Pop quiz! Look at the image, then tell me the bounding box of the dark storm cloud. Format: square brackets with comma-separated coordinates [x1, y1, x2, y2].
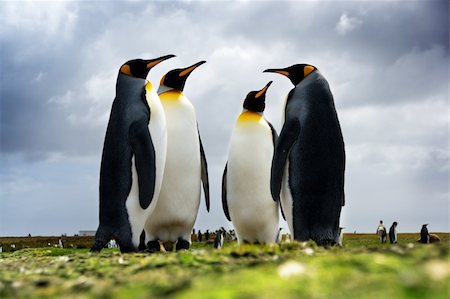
[2, 1, 447, 159]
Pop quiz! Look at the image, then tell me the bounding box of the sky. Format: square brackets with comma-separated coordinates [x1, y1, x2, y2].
[0, 0, 449, 236]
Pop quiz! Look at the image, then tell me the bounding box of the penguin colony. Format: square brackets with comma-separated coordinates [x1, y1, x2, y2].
[92, 56, 345, 252]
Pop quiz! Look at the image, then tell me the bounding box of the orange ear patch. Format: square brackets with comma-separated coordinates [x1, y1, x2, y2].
[304, 65, 315, 77]
[120, 64, 131, 76]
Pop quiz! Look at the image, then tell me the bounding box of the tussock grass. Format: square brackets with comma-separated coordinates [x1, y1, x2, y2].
[0, 234, 448, 299]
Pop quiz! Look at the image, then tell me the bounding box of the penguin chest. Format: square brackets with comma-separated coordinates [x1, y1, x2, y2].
[161, 94, 201, 196]
[124, 83, 167, 248]
[227, 115, 279, 242]
[147, 92, 201, 235]
[146, 84, 167, 204]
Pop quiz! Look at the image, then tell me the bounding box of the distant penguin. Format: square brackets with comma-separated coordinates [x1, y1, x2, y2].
[91, 55, 175, 253]
[337, 227, 344, 246]
[145, 61, 210, 251]
[420, 224, 430, 243]
[377, 220, 387, 243]
[214, 231, 224, 249]
[389, 222, 398, 244]
[264, 64, 345, 246]
[275, 228, 283, 243]
[222, 82, 280, 244]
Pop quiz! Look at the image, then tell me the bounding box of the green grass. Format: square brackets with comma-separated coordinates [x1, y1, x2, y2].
[0, 234, 449, 299]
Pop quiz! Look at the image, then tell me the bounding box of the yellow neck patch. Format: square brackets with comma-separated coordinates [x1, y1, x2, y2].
[237, 111, 263, 124]
[159, 90, 183, 101]
[145, 81, 154, 92]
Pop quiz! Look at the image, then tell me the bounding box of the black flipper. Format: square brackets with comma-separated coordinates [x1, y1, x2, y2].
[279, 201, 286, 221]
[221, 163, 231, 221]
[267, 121, 285, 219]
[270, 119, 300, 202]
[267, 121, 278, 146]
[198, 129, 210, 212]
[129, 120, 156, 210]
[341, 149, 346, 206]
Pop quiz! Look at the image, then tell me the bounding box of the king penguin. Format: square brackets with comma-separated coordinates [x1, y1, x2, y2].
[420, 224, 430, 243]
[91, 54, 175, 253]
[145, 61, 210, 251]
[264, 64, 345, 246]
[222, 81, 281, 244]
[389, 221, 398, 244]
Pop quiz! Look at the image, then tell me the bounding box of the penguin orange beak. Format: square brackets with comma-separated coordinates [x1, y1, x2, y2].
[146, 54, 176, 69]
[263, 68, 290, 77]
[255, 81, 273, 99]
[179, 60, 207, 77]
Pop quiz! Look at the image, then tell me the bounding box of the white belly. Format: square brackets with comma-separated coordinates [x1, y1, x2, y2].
[281, 161, 294, 236]
[227, 119, 279, 244]
[145, 94, 201, 242]
[125, 85, 167, 248]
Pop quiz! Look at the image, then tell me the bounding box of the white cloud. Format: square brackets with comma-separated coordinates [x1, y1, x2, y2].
[0, 2, 78, 39]
[48, 90, 74, 107]
[335, 13, 363, 35]
[32, 71, 46, 83]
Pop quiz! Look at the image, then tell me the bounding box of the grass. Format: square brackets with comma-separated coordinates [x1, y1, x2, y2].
[0, 234, 449, 299]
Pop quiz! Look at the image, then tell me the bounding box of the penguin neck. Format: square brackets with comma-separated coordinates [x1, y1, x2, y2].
[295, 70, 321, 88]
[242, 109, 263, 116]
[157, 84, 184, 96]
[237, 109, 264, 124]
[116, 73, 146, 102]
[117, 72, 145, 89]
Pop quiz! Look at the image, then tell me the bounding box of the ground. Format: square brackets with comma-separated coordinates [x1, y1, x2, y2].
[0, 234, 448, 299]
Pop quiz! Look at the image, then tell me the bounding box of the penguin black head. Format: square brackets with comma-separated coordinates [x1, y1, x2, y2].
[243, 81, 272, 113]
[119, 54, 176, 79]
[264, 64, 317, 86]
[160, 60, 206, 91]
[393, 221, 398, 227]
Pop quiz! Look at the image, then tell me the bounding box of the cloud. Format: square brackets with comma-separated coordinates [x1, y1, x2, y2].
[335, 13, 363, 35]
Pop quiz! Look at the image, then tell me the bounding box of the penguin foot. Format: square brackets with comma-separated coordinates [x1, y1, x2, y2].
[314, 238, 336, 247]
[146, 240, 161, 253]
[176, 238, 190, 251]
[138, 243, 147, 252]
[90, 240, 107, 252]
[119, 244, 136, 253]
